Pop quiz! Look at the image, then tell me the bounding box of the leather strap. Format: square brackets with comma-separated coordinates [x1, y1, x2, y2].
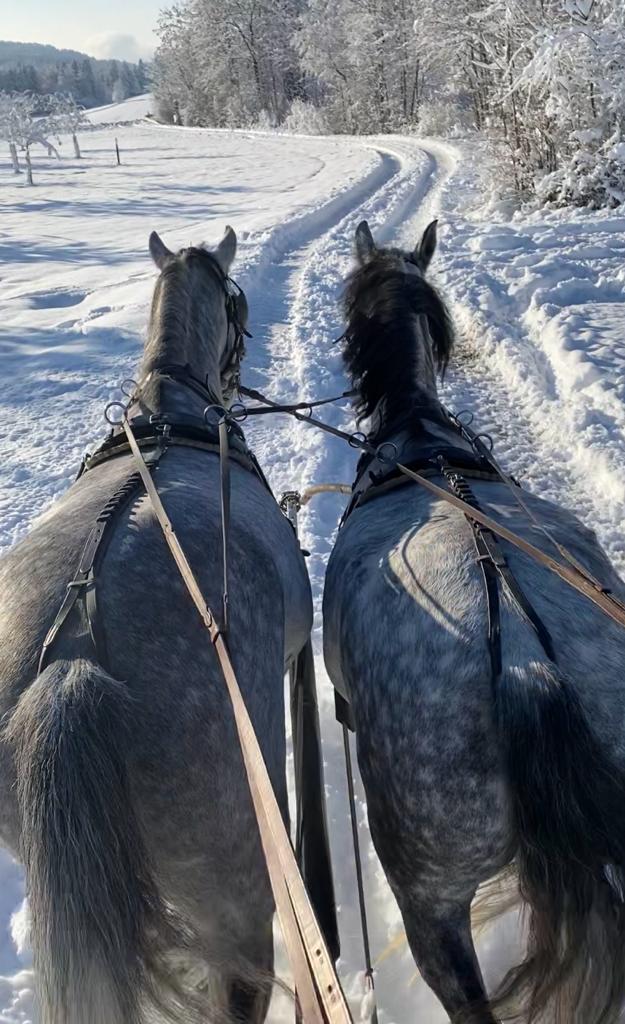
[121, 417, 352, 1024]
[394, 459, 625, 631]
[236, 387, 625, 633]
[440, 460, 556, 674]
[239, 384, 356, 416]
[462, 425, 611, 594]
[38, 470, 148, 673]
[218, 418, 231, 634]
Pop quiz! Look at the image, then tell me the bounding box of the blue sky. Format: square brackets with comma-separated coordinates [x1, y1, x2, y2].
[3, 0, 163, 60]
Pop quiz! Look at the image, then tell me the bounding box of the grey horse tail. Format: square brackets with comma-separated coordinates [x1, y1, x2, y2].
[493, 658, 625, 1024]
[5, 658, 193, 1024]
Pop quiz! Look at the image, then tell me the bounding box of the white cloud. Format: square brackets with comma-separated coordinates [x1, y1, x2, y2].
[84, 32, 153, 62]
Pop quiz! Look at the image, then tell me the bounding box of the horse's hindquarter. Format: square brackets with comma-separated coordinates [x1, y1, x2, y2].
[324, 478, 625, 889]
[0, 448, 312, 921]
[96, 450, 311, 919]
[324, 485, 510, 890]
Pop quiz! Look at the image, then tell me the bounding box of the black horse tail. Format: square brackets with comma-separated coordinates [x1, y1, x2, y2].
[494, 659, 625, 1023]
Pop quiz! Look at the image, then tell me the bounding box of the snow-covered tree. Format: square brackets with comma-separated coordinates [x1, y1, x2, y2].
[51, 94, 88, 158]
[0, 92, 21, 172]
[0, 92, 61, 184]
[155, 0, 302, 127]
[153, 0, 625, 207]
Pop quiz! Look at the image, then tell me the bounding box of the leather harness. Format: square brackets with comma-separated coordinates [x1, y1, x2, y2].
[36, 385, 348, 1020]
[337, 403, 557, 714]
[39, 366, 269, 676]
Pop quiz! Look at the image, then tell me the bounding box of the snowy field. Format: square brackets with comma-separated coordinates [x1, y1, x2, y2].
[1, 96, 625, 1023]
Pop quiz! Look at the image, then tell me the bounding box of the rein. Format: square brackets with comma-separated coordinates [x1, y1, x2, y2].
[236, 385, 625, 635]
[238, 384, 356, 417]
[120, 415, 351, 1024]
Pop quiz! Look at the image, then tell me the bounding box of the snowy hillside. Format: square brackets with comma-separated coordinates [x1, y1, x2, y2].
[1, 119, 625, 1023]
[86, 93, 154, 124]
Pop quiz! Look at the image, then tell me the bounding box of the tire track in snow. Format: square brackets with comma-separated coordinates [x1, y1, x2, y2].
[410, 141, 625, 577]
[241, 140, 437, 617]
[249, 133, 625, 1023]
[236, 136, 474, 1024]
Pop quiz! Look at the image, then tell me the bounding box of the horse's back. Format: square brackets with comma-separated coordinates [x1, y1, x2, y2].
[0, 448, 311, 885]
[325, 477, 625, 705]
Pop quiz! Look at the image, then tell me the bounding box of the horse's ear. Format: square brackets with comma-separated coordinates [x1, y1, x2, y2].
[355, 221, 376, 264]
[149, 231, 173, 270]
[416, 219, 438, 270]
[215, 225, 237, 273]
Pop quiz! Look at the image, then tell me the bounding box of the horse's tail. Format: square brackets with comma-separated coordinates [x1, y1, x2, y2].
[494, 658, 625, 1023]
[6, 658, 194, 1024]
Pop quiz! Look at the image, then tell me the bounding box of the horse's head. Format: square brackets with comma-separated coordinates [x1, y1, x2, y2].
[144, 226, 249, 406]
[342, 219, 454, 426]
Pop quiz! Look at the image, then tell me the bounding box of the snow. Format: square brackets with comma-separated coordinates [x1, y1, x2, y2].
[2, 119, 625, 1022]
[86, 93, 155, 124]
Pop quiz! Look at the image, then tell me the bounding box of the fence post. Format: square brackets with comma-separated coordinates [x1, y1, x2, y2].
[115, 138, 121, 165]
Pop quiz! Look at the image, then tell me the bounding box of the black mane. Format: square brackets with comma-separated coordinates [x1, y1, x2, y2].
[342, 251, 454, 423]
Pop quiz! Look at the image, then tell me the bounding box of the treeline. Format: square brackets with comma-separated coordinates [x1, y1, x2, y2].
[154, 0, 625, 207]
[0, 57, 149, 109]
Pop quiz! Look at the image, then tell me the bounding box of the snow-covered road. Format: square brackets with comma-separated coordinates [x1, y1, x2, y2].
[2, 102, 624, 1022]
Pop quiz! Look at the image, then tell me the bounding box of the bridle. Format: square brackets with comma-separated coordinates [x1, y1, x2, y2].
[173, 246, 251, 405]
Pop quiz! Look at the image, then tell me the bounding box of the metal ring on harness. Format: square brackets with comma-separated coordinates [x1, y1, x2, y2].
[348, 431, 367, 450]
[104, 401, 127, 425]
[120, 378, 138, 398]
[204, 404, 230, 428]
[474, 432, 494, 452]
[375, 441, 398, 465]
[455, 410, 474, 426]
[229, 402, 248, 423]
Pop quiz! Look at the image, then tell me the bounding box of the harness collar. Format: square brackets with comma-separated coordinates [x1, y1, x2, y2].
[80, 362, 267, 487]
[343, 401, 493, 522]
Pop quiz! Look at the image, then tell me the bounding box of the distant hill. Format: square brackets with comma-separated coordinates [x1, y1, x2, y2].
[0, 41, 89, 68]
[0, 40, 150, 108]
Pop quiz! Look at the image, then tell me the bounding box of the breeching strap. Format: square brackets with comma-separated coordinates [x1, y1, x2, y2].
[240, 390, 625, 634]
[121, 417, 352, 1024]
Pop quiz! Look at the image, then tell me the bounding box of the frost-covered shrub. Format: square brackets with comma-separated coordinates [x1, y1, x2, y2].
[417, 98, 470, 137]
[282, 99, 329, 135]
[537, 135, 625, 209]
[255, 109, 279, 131]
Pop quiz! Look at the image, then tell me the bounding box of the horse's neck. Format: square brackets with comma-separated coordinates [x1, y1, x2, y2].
[369, 386, 443, 442]
[138, 277, 225, 418]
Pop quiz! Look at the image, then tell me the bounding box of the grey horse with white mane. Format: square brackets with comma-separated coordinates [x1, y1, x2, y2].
[0, 227, 312, 1024]
[323, 220, 625, 1024]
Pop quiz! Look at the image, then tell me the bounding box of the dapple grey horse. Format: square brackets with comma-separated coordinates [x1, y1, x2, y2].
[0, 227, 313, 1024]
[323, 220, 625, 1024]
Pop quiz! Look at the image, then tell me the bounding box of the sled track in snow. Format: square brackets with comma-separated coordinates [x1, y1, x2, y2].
[241, 133, 625, 1020]
[412, 140, 625, 577]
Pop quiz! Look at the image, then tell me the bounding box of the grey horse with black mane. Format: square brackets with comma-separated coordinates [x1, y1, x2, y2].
[323, 220, 625, 1024]
[0, 227, 312, 1024]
